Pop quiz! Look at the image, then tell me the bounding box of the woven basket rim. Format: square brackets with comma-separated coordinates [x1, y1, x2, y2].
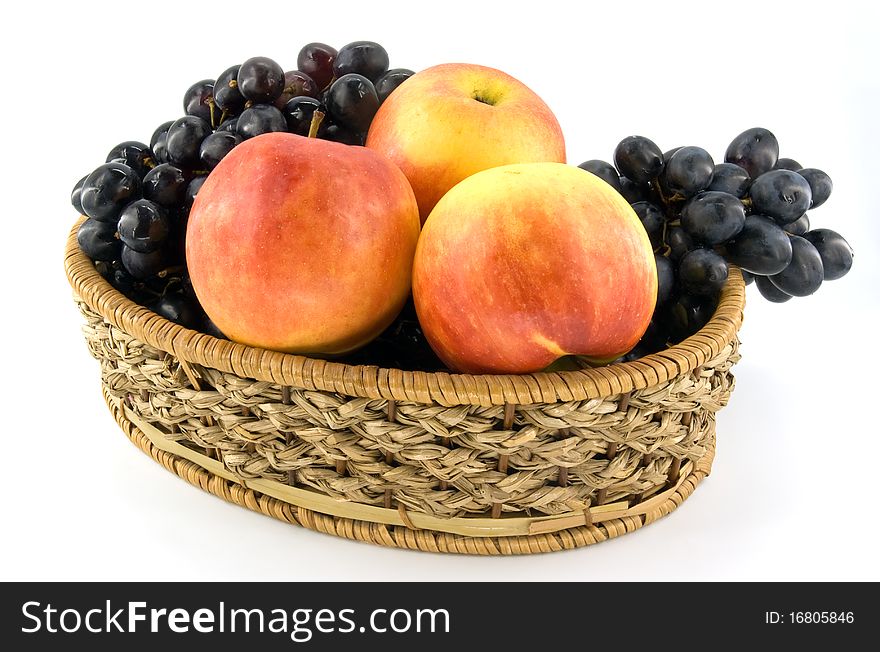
[65, 216, 745, 406]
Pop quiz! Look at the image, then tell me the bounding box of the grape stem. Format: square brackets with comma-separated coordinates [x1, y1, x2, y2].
[307, 110, 325, 139]
[652, 179, 672, 206]
[657, 218, 672, 257]
[207, 98, 218, 129]
[133, 283, 162, 299]
[157, 266, 186, 279]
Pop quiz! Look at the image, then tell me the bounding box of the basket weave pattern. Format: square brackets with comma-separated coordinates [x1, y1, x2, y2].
[66, 219, 745, 552]
[83, 300, 738, 517]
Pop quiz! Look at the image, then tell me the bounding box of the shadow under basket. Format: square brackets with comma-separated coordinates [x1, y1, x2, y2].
[65, 218, 745, 555]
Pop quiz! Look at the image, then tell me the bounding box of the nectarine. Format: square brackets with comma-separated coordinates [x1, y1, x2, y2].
[412, 163, 657, 374]
[186, 133, 420, 354]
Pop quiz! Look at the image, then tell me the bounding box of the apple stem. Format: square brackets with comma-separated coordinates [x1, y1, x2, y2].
[307, 110, 325, 139]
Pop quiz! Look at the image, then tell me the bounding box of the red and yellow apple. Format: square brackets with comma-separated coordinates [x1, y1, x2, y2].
[365, 63, 566, 223]
[186, 132, 420, 354]
[412, 163, 657, 374]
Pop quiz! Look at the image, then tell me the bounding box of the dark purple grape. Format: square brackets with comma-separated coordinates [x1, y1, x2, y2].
[183, 79, 216, 126]
[755, 274, 792, 302]
[121, 245, 169, 280]
[680, 191, 745, 245]
[200, 131, 242, 169]
[165, 116, 212, 167]
[749, 169, 812, 224]
[635, 319, 670, 355]
[333, 41, 389, 83]
[237, 56, 285, 104]
[619, 176, 650, 203]
[655, 254, 675, 305]
[707, 163, 750, 198]
[142, 163, 187, 208]
[202, 316, 227, 339]
[783, 213, 810, 236]
[71, 175, 87, 214]
[150, 121, 174, 164]
[325, 73, 380, 133]
[80, 162, 142, 223]
[181, 274, 197, 301]
[169, 215, 188, 262]
[802, 229, 853, 280]
[77, 219, 121, 261]
[621, 344, 651, 362]
[185, 176, 208, 211]
[275, 70, 319, 108]
[141, 274, 180, 299]
[318, 122, 364, 146]
[665, 293, 717, 342]
[375, 68, 414, 102]
[631, 201, 664, 248]
[577, 160, 622, 193]
[237, 104, 287, 139]
[797, 168, 832, 208]
[106, 141, 154, 177]
[774, 157, 802, 171]
[678, 249, 728, 297]
[741, 269, 755, 286]
[399, 297, 418, 321]
[108, 265, 138, 296]
[663, 146, 714, 198]
[94, 259, 114, 280]
[117, 200, 170, 253]
[614, 135, 663, 185]
[298, 42, 338, 91]
[216, 116, 238, 133]
[364, 314, 445, 372]
[725, 127, 779, 177]
[665, 226, 694, 262]
[724, 214, 793, 275]
[663, 146, 683, 162]
[769, 235, 823, 296]
[283, 96, 323, 136]
[152, 292, 203, 329]
[214, 65, 246, 114]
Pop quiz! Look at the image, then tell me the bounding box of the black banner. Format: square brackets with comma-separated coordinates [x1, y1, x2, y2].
[0, 582, 872, 649]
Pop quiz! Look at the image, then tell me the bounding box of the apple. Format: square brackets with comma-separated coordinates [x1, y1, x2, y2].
[186, 132, 420, 354]
[412, 162, 657, 374]
[365, 63, 566, 223]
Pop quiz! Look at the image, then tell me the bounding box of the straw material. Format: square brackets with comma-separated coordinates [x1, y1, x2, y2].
[65, 217, 745, 553]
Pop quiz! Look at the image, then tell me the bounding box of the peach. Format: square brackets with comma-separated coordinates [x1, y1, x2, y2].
[186, 133, 420, 354]
[412, 163, 657, 374]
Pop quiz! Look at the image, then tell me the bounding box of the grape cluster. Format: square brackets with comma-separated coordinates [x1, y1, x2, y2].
[72, 41, 414, 335]
[339, 299, 444, 371]
[579, 127, 854, 361]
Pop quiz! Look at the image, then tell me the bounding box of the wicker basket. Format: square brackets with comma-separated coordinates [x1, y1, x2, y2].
[65, 217, 745, 554]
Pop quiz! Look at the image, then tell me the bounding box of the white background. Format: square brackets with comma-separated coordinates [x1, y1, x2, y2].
[2, 0, 878, 581]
